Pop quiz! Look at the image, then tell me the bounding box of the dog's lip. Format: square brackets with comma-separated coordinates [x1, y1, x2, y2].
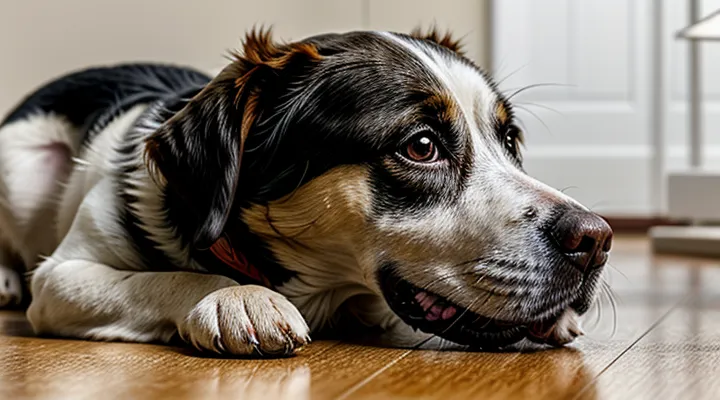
[378, 267, 564, 349]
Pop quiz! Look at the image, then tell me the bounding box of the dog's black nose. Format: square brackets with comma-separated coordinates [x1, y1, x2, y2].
[551, 210, 613, 272]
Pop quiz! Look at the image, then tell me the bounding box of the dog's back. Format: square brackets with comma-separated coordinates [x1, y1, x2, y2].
[2, 64, 211, 144]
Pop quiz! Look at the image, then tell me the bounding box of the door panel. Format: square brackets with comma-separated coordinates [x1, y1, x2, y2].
[493, 0, 654, 215]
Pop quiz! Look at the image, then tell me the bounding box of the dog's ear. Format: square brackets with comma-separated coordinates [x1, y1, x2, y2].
[410, 26, 465, 55]
[144, 28, 322, 249]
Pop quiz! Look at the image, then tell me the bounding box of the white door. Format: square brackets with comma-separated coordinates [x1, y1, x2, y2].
[493, 0, 656, 216]
[663, 0, 720, 172]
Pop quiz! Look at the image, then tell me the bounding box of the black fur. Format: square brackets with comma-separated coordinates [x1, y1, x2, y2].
[1, 64, 211, 144]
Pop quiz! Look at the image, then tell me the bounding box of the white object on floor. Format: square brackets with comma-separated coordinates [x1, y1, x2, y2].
[650, 226, 720, 258]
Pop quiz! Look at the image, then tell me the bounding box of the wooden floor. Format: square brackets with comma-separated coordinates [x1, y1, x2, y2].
[2, 235, 720, 399]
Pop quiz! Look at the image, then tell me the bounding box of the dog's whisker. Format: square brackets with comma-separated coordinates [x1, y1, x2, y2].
[71, 157, 90, 166]
[588, 200, 610, 212]
[515, 101, 565, 117]
[473, 290, 507, 329]
[495, 62, 530, 87]
[600, 280, 619, 338]
[604, 278, 623, 307]
[585, 293, 603, 332]
[416, 271, 476, 292]
[606, 262, 630, 283]
[559, 186, 579, 194]
[514, 105, 552, 136]
[504, 82, 574, 101]
[514, 118, 529, 136]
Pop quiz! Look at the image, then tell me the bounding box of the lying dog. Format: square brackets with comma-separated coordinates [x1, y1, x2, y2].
[0, 28, 612, 356]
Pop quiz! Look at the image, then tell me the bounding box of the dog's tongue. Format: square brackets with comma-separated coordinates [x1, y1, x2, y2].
[414, 292, 457, 321]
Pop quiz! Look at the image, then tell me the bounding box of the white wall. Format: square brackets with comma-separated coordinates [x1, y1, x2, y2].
[0, 0, 489, 117]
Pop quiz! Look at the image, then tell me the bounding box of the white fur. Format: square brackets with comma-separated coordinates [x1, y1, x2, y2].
[544, 308, 584, 345]
[0, 114, 76, 266]
[0, 114, 78, 306]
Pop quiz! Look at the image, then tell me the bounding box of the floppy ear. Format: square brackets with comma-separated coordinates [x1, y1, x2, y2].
[144, 28, 322, 249]
[410, 26, 465, 55]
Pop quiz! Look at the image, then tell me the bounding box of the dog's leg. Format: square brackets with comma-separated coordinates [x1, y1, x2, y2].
[27, 259, 310, 356]
[0, 114, 76, 308]
[0, 114, 76, 268]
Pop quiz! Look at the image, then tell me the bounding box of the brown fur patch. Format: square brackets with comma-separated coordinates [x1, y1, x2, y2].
[423, 92, 460, 124]
[242, 165, 371, 241]
[228, 27, 323, 141]
[234, 28, 322, 69]
[410, 26, 464, 55]
[496, 102, 509, 125]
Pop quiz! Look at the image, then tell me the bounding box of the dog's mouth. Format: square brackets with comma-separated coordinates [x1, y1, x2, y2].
[379, 267, 567, 349]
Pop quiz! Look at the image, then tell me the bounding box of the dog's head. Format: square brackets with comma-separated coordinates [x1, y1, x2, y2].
[145, 28, 612, 349]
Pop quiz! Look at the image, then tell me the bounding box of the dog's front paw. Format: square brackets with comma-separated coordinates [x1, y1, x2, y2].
[178, 285, 310, 357]
[0, 265, 22, 308]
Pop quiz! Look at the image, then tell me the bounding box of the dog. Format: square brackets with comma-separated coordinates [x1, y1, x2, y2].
[0, 28, 613, 356]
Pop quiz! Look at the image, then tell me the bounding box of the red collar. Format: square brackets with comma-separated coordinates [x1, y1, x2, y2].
[209, 235, 272, 287]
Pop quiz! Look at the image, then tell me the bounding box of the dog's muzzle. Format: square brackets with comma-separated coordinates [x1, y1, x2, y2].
[378, 207, 614, 350]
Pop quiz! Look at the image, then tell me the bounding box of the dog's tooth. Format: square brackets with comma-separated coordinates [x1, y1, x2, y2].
[415, 291, 428, 303]
[441, 306, 457, 320]
[420, 295, 436, 311]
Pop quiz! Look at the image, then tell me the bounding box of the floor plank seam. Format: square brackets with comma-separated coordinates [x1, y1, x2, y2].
[570, 295, 689, 400]
[333, 349, 413, 400]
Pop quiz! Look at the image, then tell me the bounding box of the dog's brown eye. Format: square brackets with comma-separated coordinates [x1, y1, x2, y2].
[403, 134, 439, 163]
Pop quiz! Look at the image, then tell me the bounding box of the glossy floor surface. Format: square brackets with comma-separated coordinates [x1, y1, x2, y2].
[1, 236, 719, 399]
